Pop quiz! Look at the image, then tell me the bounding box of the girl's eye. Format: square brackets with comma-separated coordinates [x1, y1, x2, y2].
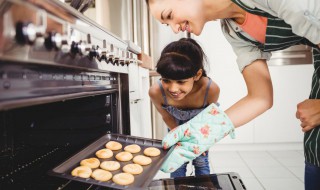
[166, 24, 169, 27]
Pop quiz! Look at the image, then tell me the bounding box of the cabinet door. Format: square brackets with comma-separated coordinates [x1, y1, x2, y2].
[128, 62, 140, 100]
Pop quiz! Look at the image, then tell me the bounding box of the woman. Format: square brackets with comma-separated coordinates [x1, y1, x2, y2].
[145, 0, 320, 189]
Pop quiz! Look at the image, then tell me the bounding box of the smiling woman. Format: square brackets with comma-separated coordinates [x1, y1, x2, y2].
[145, 0, 320, 189]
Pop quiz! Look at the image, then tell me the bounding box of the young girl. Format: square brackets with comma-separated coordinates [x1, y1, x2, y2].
[146, 0, 320, 189]
[149, 38, 220, 177]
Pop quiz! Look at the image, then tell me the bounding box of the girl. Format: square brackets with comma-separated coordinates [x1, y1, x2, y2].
[145, 0, 320, 189]
[149, 38, 220, 177]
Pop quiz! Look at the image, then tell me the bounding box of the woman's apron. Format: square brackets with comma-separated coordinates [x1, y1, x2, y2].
[229, 0, 320, 167]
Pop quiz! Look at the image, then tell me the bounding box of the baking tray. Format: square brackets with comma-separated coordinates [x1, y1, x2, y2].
[48, 133, 174, 190]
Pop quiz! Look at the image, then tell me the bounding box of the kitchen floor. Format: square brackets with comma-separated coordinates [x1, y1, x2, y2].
[154, 147, 305, 190]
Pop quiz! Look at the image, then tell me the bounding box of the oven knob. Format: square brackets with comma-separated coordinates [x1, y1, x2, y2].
[70, 41, 80, 54]
[89, 45, 101, 59]
[15, 22, 37, 45]
[44, 32, 62, 50]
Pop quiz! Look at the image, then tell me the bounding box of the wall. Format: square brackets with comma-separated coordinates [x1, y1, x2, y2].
[193, 21, 313, 144]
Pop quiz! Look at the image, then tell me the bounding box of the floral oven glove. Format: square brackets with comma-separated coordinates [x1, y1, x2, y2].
[161, 103, 235, 173]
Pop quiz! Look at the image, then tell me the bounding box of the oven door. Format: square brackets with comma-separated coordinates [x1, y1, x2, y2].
[148, 173, 246, 190]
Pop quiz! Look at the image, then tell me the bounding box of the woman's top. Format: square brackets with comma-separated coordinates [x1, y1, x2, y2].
[158, 78, 212, 125]
[238, 11, 267, 44]
[221, 0, 320, 72]
[221, 0, 320, 167]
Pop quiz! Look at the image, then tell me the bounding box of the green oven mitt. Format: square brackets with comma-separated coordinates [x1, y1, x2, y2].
[161, 103, 235, 173]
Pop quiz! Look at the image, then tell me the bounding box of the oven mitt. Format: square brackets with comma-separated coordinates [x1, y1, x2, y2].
[161, 103, 235, 173]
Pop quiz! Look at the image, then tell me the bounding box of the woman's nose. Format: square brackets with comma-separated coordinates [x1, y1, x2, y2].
[170, 23, 181, 34]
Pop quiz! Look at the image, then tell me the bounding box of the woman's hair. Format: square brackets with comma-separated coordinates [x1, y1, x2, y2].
[156, 38, 208, 80]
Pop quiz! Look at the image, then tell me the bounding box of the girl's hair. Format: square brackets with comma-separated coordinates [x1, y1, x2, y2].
[156, 38, 208, 80]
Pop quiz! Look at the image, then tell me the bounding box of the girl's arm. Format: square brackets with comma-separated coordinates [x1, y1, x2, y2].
[225, 59, 273, 128]
[149, 84, 177, 130]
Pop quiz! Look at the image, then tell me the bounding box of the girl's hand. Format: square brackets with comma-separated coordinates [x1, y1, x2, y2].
[161, 103, 235, 173]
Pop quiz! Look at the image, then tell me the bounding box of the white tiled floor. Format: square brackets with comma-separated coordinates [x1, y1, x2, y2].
[154, 147, 305, 190]
[210, 150, 304, 190]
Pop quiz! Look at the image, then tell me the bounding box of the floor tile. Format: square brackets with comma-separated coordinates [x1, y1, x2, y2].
[241, 178, 265, 190]
[250, 166, 295, 178]
[259, 178, 304, 190]
[276, 157, 305, 167]
[268, 150, 303, 158]
[212, 167, 255, 178]
[287, 166, 304, 181]
[239, 151, 271, 158]
[243, 157, 282, 167]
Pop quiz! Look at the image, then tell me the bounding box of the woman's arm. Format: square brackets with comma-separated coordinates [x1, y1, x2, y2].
[149, 84, 177, 130]
[225, 59, 273, 127]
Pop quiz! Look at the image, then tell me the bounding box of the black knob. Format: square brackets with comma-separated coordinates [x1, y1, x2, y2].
[44, 32, 62, 50]
[15, 21, 36, 45]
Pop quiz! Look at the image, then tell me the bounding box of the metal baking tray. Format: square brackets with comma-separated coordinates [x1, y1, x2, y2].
[48, 133, 174, 190]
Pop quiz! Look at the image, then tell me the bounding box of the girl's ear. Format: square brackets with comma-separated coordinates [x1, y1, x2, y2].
[194, 69, 203, 81]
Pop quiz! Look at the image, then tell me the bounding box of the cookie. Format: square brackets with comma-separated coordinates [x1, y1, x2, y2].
[91, 169, 112, 182]
[71, 166, 92, 178]
[123, 164, 143, 175]
[80, 157, 100, 168]
[115, 151, 133, 162]
[124, 144, 141, 154]
[132, 155, 152, 166]
[100, 161, 121, 171]
[96, 148, 113, 159]
[105, 141, 122, 151]
[112, 173, 135, 186]
[143, 147, 161, 157]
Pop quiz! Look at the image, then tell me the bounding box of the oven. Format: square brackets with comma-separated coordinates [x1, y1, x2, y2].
[0, 1, 247, 189]
[0, 0, 136, 189]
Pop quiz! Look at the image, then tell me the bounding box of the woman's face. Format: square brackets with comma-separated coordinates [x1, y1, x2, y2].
[161, 77, 195, 101]
[149, 0, 207, 36]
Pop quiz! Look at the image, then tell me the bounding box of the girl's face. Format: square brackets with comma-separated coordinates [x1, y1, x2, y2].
[161, 77, 196, 101]
[149, 0, 207, 36]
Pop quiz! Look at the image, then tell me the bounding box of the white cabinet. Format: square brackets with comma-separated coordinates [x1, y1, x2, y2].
[129, 62, 152, 138]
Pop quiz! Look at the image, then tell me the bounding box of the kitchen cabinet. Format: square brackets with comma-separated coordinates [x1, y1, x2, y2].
[129, 63, 152, 138]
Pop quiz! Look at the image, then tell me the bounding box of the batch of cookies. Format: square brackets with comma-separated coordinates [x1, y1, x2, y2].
[71, 141, 161, 186]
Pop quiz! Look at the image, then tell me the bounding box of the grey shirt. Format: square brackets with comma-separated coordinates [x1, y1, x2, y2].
[221, 0, 320, 72]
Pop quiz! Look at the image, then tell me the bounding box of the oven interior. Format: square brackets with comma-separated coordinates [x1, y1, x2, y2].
[0, 93, 123, 190]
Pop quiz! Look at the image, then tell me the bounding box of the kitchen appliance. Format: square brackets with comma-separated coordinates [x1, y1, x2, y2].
[148, 172, 246, 190]
[0, 0, 140, 189]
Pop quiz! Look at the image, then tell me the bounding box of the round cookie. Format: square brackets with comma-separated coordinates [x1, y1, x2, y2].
[71, 166, 92, 178]
[106, 141, 122, 151]
[144, 147, 161, 157]
[100, 161, 121, 171]
[112, 173, 135, 186]
[80, 157, 100, 168]
[123, 164, 143, 175]
[115, 151, 133, 162]
[124, 144, 141, 154]
[133, 155, 152, 166]
[96, 148, 113, 159]
[91, 169, 112, 182]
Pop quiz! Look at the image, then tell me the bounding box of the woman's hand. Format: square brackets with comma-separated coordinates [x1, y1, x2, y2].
[296, 99, 320, 132]
[161, 103, 235, 173]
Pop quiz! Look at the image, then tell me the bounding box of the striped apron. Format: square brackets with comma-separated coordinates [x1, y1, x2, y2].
[230, 0, 320, 167]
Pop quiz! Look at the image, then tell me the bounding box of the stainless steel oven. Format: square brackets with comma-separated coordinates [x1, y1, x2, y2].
[0, 0, 138, 189]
